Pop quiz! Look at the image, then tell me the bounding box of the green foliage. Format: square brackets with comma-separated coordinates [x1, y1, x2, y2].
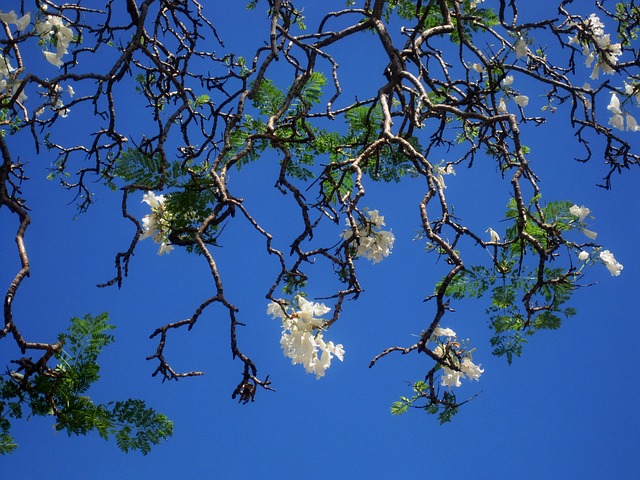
[111, 400, 173, 454]
[342, 105, 417, 182]
[105, 147, 184, 190]
[384, 0, 498, 43]
[437, 200, 583, 364]
[392, 381, 460, 424]
[0, 314, 172, 455]
[251, 78, 286, 117]
[615, 3, 640, 46]
[438, 265, 494, 299]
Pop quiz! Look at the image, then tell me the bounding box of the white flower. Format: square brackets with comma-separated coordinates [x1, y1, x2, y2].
[607, 93, 622, 115]
[569, 204, 590, 222]
[460, 358, 484, 381]
[434, 163, 455, 189]
[142, 191, 166, 209]
[266, 301, 288, 320]
[11, 82, 27, 103]
[67, 85, 75, 97]
[0, 56, 13, 78]
[486, 227, 500, 243]
[608, 113, 624, 131]
[497, 97, 507, 114]
[441, 366, 463, 388]
[599, 250, 623, 276]
[44, 51, 63, 68]
[624, 82, 640, 103]
[514, 36, 529, 58]
[502, 75, 514, 86]
[514, 95, 529, 107]
[470, 63, 485, 73]
[625, 113, 640, 132]
[157, 241, 173, 255]
[578, 250, 590, 261]
[433, 327, 457, 338]
[582, 228, 598, 240]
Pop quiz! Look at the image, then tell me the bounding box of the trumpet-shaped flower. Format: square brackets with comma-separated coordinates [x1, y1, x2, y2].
[434, 163, 456, 189]
[514, 95, 529, 107]
[581, 228, 598, 240]
[497, 97, 508, 114]
[43, 51, 63, 68]
[607, 93, 621, 114]
[0, 10, 30, 31]
[624, 82, 640, 104]
[433, 326, 457, 338]
[514, 36, 529, 58]
[502, 75, 514, 86]
[486, 227, 500, 243]
[441, 367, 463, 388]
[267, 295, 344, 379]
[625, 113, 640, 132]
[569, 204, 590, 222]
[461, 358, 484, 381]
[599, 250, 623, 276]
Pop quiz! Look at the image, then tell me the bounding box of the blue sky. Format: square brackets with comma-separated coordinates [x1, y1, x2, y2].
[2, 1, 640, 478]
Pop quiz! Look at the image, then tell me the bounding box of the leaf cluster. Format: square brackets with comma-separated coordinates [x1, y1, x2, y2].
[0, 314, 172, 455]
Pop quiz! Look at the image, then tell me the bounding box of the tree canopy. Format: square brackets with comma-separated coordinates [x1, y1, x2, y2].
[1, 0, 638, 455]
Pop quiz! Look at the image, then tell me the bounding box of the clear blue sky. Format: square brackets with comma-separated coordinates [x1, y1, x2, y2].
[2, 1, 639, 478]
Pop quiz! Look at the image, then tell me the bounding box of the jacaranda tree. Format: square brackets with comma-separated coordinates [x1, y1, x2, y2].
[1, 0, 638, 453]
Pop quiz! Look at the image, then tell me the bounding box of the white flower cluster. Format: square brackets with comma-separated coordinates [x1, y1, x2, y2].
[569, 204, 597, 240]
[570, 204, 623, 276]
[267, 296, 344, 379]
[500, 75, 529, 110]
[1, 7, 76, 119]
[0, 10, 31, 32]
[140, 191, 174, 255]
[0, 8, 74, 68]
[568, 14, 622, 80]
[341, 209, 395, 264]
[431, 327, 484, 388]
[607, 91, 640, 132]
[37, 13, 74, 68]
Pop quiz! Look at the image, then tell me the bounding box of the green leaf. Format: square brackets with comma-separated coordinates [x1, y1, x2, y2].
[391, 401, 409, 415]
